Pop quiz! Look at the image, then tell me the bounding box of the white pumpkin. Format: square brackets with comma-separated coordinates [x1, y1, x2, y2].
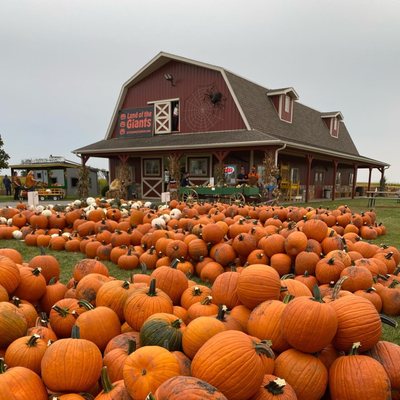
[62, 232, 71, 239]
[144, 201, 152, 209]
[73, 199, 82, 207]
[160, 213, 171, 223]
[169, 208, 182, 219]
[41, 209, 53, 217]
[7, 218, 13, 226]
[86, 197, 96, 206]
[151, 216, 166, 229]
[12, 230, 23, 240]
[0, 217, 7, 224]
[35, 205, 45, 213]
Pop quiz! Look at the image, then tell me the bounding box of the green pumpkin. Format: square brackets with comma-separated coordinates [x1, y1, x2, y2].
[139, 317, 183, 351]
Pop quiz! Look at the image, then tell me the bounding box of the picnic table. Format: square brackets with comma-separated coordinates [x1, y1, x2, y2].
[366, 191, 400, 207]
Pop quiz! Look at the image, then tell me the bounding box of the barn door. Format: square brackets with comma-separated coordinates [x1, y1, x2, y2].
[142, 158, 163, 199]
[154, 102, 171, 134]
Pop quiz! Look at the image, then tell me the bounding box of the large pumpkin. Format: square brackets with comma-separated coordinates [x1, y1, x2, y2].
[329, 342, 391, 400]
[123, 345, 180, 400]
[274, 348, 328, 400]
[41, 325, 103, 392]
[0, 302, 28, 347]
[329, 295, 382, 352]
[237, 265, 281, 309]
[123, 279, 173, 331]
[280, 286, 338, 353]
[154, 375, 228, 399]
[191, 330, 275, 400]
[0, 359, 48, 400]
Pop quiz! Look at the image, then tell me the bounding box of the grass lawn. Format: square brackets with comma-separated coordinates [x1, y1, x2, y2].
[1, 197, 399, 344]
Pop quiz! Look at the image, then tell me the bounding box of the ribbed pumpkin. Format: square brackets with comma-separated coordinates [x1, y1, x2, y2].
[140, 315, 183, 351]
[0, 255, 21, 294]
[182, 315, 226, 359]
[73, 258, 109, 282]
[330, 295, 382, 352]
[180, 285, 212, 309]
[123, 279, 173, 331]
[103, 338, 137, 383]
[191, 330, 275, 400]
[150, 265, 188, 305]
[369, 340, 400, 391]
[4, 334, 47, 375]
[75, 300, 121, 352]
[281, 286, 338, 353]
[96, 280, 137, 322]
[274, 348, 328, 400]
[329, 342, 391, 400]
[0, 302, 28, 347]
[250, 374, 298, 400]
[247, 299, 290, 353]
[41, 325, 103, 392]
[237, 265, 281, 309]
[211, 270, 241, 309]
[13, 266, 47, 303]
[75, 272, 111, 305]
[154, 375, 228, 399]
[95, 366, 132, 399]
[123, 345, 180, 400]
[0, 359, 48, 400]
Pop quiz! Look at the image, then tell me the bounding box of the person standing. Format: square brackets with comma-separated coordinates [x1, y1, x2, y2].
[180, 172, 192, 187]
[25, 170, 38, 191]
[2, 174, 11, 195]
[12, 171, 22, 200]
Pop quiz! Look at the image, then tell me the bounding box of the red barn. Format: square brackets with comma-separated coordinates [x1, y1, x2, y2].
[74, 52, 388, 201]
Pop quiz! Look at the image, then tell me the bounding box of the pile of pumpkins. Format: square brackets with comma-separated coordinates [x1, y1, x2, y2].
[0, 197, 399, 399]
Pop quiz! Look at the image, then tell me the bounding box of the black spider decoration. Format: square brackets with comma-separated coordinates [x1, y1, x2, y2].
[203, 86, 226, 110]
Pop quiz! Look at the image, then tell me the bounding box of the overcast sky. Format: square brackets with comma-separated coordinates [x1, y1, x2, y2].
[1, 0, 399, 182]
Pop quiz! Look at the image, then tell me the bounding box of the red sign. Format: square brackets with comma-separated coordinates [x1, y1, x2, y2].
[118, 106, 154, 136]
[224, 166, 235, 175]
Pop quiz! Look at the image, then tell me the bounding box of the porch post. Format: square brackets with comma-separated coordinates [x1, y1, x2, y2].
[332, 160, 338, 201]
[367, 167, 372, 192]
[305, 154, 313, 203]
[117, 154, 130, 199]
[167, 152, 182, 189]
[213, 150, 230, 185]
[351, 164, 357, 199]
[78, 154, 90, 199]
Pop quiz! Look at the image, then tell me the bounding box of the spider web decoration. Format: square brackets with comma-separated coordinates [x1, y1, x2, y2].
[184, 84, 226, 131]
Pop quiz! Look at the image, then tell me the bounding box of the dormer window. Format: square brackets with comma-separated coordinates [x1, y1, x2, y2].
[267, 87, 299, 124]
[321, 112, 344, 139]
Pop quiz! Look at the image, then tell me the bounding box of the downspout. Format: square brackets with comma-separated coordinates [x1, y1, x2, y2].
[274, 143, 287, 166]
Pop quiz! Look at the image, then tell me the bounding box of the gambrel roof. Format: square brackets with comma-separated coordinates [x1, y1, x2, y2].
[74, 52, 387, 167]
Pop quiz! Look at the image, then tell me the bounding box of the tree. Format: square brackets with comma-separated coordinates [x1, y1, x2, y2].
[0, 135, 10, 171]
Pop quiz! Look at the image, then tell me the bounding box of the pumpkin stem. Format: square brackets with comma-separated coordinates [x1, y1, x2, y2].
[0, 358, 8, 374]
[147, 279, 157, 297]
[349, 342, 361, 355]
[122, 281, 131, 290]
[171, 258, 179, 269]
[282, 294, 295, 304]
[27, 334, 41, 347]
[100, 366, 115, 393]
[311, 284, 324, 303]
[11, 296, 21, 307]
[216, 304, 228, 321]
[365, 287, 376, 293]
[32, 267, 42, 276]
[140, 262, 148, 274]
[385, 252, 394, 260]
[192, 286, 202, 296]
[71, 325, 81, 339]
[48, 277, 58, 285]
[127, 339, 137, 355]
[265, 378, 287, 395]
[78, 299, 95, 310]
[39, 246, 46, 255]
[171, 318, 183, 329]
[145, 394, 156, 400]
[51, 305, 70, 317]
[380, 314, 398, 328]
[393, 266, 400, 276]
[201, 295, 213, 305]
[331, 276, 348, 300]
[281, 274, 295, 280]
[388, 280, 400, 289]
[255, 340, 275, 359]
